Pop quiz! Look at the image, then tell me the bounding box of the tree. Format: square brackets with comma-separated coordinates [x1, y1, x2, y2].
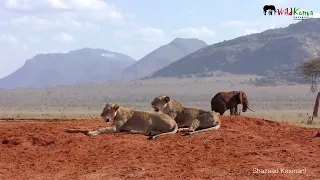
[299, 57, 320, 117]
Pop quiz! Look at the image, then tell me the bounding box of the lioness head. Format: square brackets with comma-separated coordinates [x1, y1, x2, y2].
[101, 103, 120, 122]
[151, 96, 171, 112]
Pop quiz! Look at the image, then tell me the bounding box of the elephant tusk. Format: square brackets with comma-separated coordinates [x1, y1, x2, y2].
[247, 107, 255, 112]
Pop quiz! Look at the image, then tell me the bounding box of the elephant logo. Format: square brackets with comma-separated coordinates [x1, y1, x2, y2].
[263, 5, 277, 15]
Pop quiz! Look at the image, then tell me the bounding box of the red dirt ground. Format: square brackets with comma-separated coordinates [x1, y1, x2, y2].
[0, 116, 319, 180]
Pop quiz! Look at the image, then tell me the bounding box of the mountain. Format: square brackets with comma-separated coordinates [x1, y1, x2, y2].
[121, 38, 207, 80]
[0, 48, 136, 89]
[147, 19, 320, 82]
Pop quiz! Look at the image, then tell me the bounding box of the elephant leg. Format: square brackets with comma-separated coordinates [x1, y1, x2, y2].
[212, 107, 221, 115]
[218, 101, 227, 115]
[230, 107, 236, 115]
[213, 106, 226, 115]
[235, 105, 238, 115]
[221, 104, 227, 115]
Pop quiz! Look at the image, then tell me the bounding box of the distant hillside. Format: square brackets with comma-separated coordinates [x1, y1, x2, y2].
[121, 38, 207, 80]
[147, 19, 320, 83]
[0, 48, 136, 89]
[250, 66, 308, 86]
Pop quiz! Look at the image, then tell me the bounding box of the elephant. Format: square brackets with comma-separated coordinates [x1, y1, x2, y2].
[210, 91, 254, 115]
[263, 5, 277, 15]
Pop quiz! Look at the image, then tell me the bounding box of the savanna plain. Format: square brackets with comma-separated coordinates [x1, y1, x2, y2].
[1, 76, 320, 180]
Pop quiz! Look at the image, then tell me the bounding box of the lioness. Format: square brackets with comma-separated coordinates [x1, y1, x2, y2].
[67, 103, 178, 140]
[151, 96, 221, 135]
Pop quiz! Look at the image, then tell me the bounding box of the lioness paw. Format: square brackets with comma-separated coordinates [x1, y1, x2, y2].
[86, 131, 99, 136]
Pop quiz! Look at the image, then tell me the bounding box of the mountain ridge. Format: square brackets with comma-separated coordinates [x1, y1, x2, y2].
[0, 48, 136, 89]
[120, 37, 208, 80]
[147, 19, 320, 81]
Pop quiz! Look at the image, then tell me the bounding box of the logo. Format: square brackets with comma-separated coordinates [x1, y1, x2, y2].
[263, 5, 314, 20]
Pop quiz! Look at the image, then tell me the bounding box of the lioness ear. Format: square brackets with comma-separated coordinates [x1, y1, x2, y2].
[164, 96, 171, 103]
[113, 104, 120, 110]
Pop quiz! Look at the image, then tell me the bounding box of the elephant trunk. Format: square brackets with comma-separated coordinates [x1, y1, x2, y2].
[242, 105, 248, 112]
[239, 92, 254, 112]
[242, 98, 249, 112]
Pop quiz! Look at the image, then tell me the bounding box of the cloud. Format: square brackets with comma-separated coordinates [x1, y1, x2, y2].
[123, 46, 132, 51]
[114, 27, 167, 43]
[47, 0, 68, 9]
[244, 29, 260, 35]
[312, 13, 320, 18]
[4, 0, 31, 10]
[220, 21, 259, 26]
[266, 14, 295, 29]
[296, 9, 320, 19]
[9, 16, 100, 31]
[263, 0, 286, 5]
[0, 34, 19, 44]
[52, 32, 75, 43]
[27, 36, 42, 43]
[23, 44, 28, 50]
[172, 26, 216, 38]
[3, 0, 119, 12]
[2, 0, 130, 31]
[136, 27, 165, 38]
[101, 53, 116, 58]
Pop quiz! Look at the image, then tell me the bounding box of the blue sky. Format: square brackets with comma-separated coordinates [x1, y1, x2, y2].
[0, 0, 319, 78]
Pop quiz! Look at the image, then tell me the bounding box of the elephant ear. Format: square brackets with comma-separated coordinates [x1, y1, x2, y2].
[239, 91, 248, 105]
[238, 91, 244, 104]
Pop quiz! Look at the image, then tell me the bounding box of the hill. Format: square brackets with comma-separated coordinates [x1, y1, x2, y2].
[147, 19, 320, 83]
[0, 48, 136, 89]
[0, 117, 319, 179]
[121, 38, 207, 80]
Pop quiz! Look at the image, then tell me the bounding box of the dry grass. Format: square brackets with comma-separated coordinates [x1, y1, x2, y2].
[245, 110, 320, 128]
[1, 109, 319, 128]
[0, 75, 319, 128]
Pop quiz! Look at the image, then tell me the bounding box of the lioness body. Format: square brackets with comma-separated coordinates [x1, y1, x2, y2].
[151, 96, 221, 135]
[68, 103, 178, 140]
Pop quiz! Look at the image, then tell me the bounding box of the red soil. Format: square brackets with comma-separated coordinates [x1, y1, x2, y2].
[0, 116, 319, 180]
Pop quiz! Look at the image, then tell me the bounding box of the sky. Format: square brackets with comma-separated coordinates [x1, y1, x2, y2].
[0, 0, 319, 78]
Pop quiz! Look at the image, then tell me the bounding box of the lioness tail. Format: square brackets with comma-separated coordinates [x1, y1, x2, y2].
[65, 129, 90, 134]
[185, 117, 221, 136]
[149, 122, 178, 140]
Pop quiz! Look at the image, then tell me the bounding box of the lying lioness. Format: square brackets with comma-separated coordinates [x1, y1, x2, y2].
[151, 96, 221, 135]
[67, 103, 178, 140]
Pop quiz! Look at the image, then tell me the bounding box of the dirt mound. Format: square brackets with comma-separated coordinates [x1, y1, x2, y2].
[2, 134, 57, 147]
[0, 116, 319, 180]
